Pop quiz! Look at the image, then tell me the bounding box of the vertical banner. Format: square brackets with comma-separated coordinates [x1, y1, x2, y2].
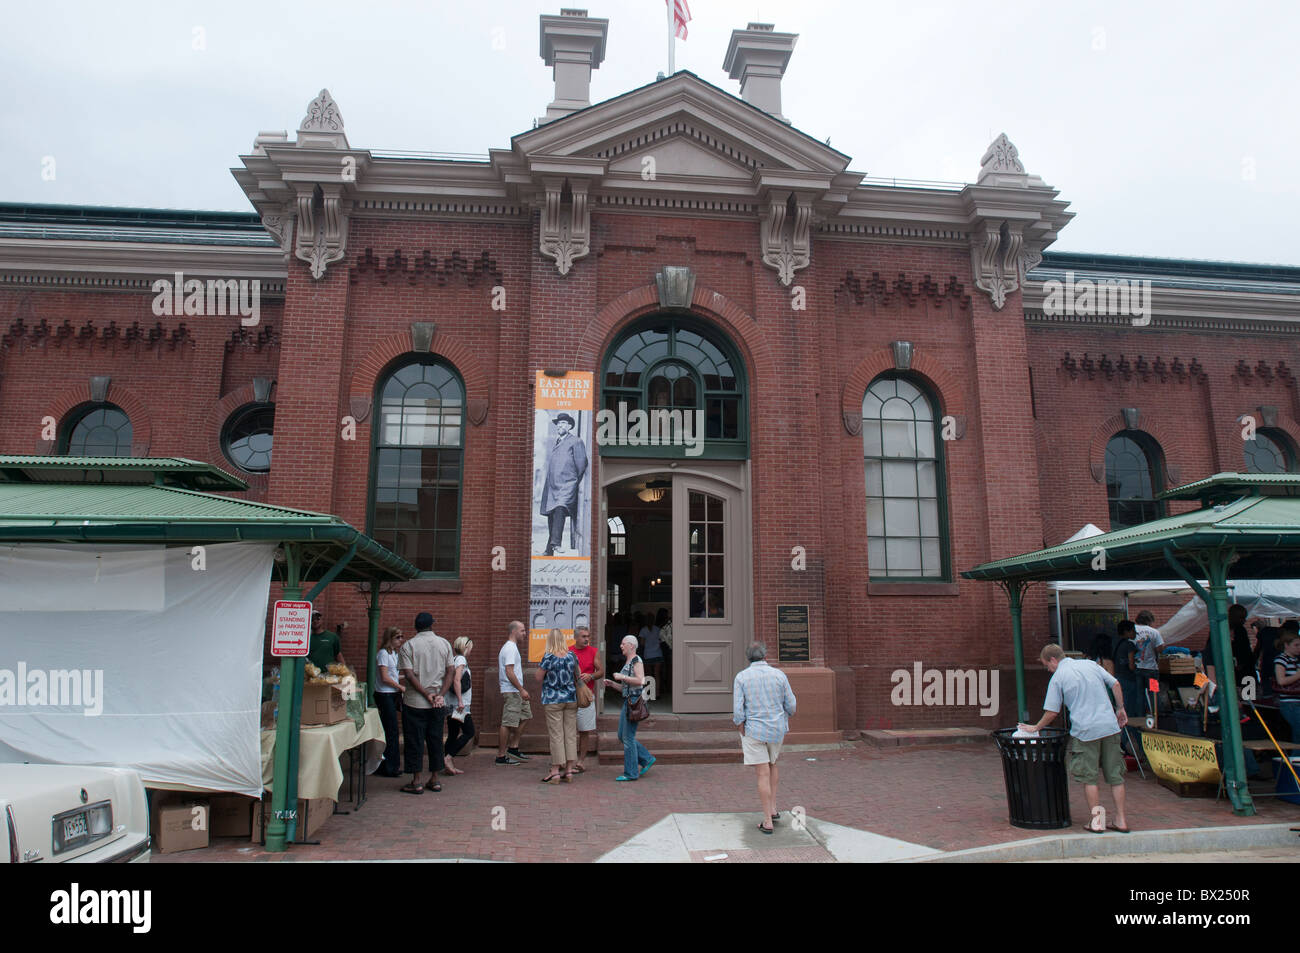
[530, 372, 594, 661]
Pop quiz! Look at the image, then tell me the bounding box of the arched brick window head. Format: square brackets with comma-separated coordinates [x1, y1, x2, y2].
[1105, 431, 1166, 530]
[62, 403, 132, 457]
[368, 357, 465, 575]
[862, 374, 949, 580]
[1243, 428, 1297, 473]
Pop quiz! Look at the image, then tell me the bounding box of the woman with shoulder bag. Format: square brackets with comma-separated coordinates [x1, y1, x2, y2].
[605, 634, 655, 781]
[538, 628, 581, 783]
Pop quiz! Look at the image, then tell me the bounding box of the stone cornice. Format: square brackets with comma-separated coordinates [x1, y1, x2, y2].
[0, 238, 287, 291]
[1023, 280, 1300, 331]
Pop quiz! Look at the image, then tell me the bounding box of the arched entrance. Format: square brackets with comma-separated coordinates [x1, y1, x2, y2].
[597, 314, 752, 714]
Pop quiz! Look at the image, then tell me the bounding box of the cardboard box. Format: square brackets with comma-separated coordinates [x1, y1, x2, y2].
[207, 794, 256, 838]
[251, 796, 334, 842]
[150, 796, 210, 854]
[301, 682, 348, 726]
[1158, 655, 1196, 674]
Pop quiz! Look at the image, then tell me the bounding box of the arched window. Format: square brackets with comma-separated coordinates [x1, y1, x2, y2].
[61, 403, 132, 457]
[222, 403, 274, 473]
[368, 357, 464, 574]
[862, 375, 948, 579]
[1243, 429, 1296, 473]
[1105, 431, 1165, 529]
[601, 317, 747, 458]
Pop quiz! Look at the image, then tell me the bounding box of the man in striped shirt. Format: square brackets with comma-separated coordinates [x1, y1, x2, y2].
[733, 642, 797, 834]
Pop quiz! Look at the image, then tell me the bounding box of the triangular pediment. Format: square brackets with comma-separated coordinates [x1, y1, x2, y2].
[511, 71, 850, 178]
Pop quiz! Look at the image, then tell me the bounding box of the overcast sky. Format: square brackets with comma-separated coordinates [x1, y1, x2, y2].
[2, 0, 1296, 264]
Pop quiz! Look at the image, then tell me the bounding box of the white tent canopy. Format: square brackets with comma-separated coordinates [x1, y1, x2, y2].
[1048, 524, 1300, 646]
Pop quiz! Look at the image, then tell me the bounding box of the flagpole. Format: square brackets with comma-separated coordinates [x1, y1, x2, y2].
[667, 0, 675, 74]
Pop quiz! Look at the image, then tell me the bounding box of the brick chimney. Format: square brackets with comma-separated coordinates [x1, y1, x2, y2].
[723, 22, 797, 123]
[538, 9, 609, 125]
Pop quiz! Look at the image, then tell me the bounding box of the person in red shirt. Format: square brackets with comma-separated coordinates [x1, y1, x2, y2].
[571, 625, 603, 773]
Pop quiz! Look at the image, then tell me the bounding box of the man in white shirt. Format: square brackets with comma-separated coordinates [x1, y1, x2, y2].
[496, 620, 532, 765]
[1021, 643, 1131, 833]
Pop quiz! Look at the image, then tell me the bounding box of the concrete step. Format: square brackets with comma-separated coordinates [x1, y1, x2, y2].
[595, 713, 737, 732]
[861, 727, 993, 748]
[597, 730, 741, 750]
[596, 746, 740, 766]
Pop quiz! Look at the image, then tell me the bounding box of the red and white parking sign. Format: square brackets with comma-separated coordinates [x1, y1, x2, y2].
[271, 600, 313, 657]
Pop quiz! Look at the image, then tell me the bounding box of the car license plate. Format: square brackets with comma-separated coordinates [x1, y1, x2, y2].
[63, 811, 88, 841]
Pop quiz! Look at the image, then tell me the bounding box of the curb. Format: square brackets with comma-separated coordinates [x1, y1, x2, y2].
[911, 823, 1299, 862]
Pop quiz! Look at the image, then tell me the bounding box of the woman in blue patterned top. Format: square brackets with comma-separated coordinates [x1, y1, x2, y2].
[538, 627, 580, 783]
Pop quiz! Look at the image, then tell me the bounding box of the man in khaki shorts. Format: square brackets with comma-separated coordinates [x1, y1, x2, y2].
[1021, 643, 1131, 833]
[733, 642, 797, 834]
[496, 620, 533, 765]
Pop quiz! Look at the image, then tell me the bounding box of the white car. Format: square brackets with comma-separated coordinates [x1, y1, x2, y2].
[1, 764, 150, 863]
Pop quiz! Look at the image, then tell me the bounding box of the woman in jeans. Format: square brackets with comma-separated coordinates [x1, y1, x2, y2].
[1274, 629, 1300, 741]
[606, 634, 655, 782]
[538, 627, 580, 783]
[373, 626, 405, 777]
[443, 636, 475, 776]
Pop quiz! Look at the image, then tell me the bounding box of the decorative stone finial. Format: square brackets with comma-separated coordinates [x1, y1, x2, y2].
[297, 89, 349, 149]
[300, 89, 344, 133]
[979, 133, 1024, 179]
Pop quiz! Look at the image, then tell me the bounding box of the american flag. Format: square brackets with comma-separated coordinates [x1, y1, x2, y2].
[666, 0, 692, 40]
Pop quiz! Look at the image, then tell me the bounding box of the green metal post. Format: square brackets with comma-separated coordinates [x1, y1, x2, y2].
[284, 541, 361, 843]
[266, 544, 302, 852]
[366, 582, 381, 707]
[1005, 581, 1028, 722]
[1161, 546, 1254, 815]
[1205, 554, 1254, 815]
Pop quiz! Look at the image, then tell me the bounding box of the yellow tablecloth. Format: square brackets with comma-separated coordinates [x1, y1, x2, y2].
[260, 708, 383, 801]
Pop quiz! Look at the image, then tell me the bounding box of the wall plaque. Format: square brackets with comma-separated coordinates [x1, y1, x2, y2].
[776, 604, 810, 662]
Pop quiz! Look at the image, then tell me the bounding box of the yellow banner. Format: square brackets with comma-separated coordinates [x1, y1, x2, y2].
[1140, 730, 1222, 784]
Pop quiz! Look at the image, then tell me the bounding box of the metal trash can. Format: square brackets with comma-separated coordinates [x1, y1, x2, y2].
[992, 727, 1072, 830]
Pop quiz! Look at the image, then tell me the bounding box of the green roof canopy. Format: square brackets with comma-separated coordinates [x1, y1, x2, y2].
[964, 474, 1300, 584]
[0, 455, 248, 492]
[0, 458, 418, 583]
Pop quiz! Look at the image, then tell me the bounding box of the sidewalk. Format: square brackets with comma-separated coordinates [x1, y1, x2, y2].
[152, 742, 1300, 863]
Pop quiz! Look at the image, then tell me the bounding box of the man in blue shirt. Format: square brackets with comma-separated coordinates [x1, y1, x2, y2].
[1021, 643, 1131, 833]
[733, 642, 797, 834]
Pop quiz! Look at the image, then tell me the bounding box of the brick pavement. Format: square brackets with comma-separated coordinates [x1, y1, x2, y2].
[151, 742, 1300, 863]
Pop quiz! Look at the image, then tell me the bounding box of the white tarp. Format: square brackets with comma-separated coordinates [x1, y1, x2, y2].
[1160, 579, 1300, 646]
[0, 542, 274, 796]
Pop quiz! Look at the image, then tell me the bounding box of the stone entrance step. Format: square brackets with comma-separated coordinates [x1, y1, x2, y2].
[861, 727, 992, 748]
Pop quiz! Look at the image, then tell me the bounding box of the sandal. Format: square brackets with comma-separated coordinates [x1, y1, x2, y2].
[443, 767, 465, 776]
[400, 783, 424, 795]
[757, 822, 774, 835]
[540, 773, 562, 783]
[561, 772, 573, 782]
[572, 764, 586, 774]
[429, 781, 442, 792]
[1083, 822, 1104, 833]
[1107, 824, 1131, 833]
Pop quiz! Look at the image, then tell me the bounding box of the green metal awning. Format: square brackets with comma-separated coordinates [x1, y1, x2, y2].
[0, 478, 418, 583]
[964, 482, 1300, 584]
[0, 455, 248, 491]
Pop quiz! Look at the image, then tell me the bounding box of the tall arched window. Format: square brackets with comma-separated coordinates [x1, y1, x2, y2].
[61, 403, 132, 457]
[601, 317, 747, 459]
[1105, 431, 1165, 529]
[368, 358, 465, 574]
[862, 374, 948, 579]
[1243, 429, 1296, 473]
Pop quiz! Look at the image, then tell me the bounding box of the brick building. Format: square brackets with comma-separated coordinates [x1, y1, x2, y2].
[2, 11, 1298, 737]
